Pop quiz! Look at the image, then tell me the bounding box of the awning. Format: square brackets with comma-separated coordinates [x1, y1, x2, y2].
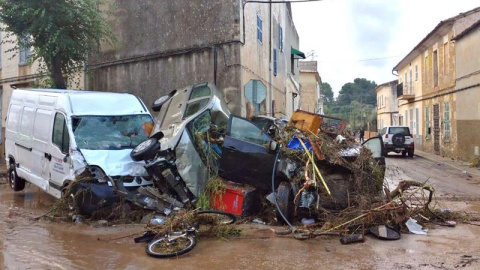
[291, 47, 306, 59]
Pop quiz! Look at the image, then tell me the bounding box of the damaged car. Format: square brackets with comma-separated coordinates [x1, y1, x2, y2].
[131, 83, 386, 222]
[130, 82, 293, 207]
[5, 89, 154, 213]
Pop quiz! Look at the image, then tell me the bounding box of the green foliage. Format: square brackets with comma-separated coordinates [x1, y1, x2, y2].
[324, 78, 378, 130]
[337, 78, 377, 106]
[320, 82, 334, 104]
[0, 0, 116, 89]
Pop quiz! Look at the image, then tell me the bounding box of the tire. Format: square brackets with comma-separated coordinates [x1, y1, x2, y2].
[401, 151, 407, 157]
[8, 164, 25, 191]
[196, 210, 236, 225]
[408, 150, 414, 158]
[276, 182, 295, 224]
[152, 90, 177, 112]
[146, 235, 196, 258]
[130, 138, 160, 161]
[391, 133, 406, 147]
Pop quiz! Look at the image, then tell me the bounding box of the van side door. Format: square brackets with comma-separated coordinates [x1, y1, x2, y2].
[48, 112, 71, 190]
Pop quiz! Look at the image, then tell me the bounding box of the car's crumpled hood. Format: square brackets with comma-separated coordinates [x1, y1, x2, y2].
[80, 149, 147, 176]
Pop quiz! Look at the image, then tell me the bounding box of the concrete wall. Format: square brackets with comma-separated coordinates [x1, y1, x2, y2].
[93, 0, 242, 64]
[455, 23, 480, 161]
[91, 1, 300, 118]
[91, 0, 244, 114]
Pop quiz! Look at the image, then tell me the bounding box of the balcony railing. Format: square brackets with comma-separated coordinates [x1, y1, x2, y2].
[397, 82, 415, 101]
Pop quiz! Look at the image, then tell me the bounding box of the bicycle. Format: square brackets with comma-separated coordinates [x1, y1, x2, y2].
[135, 210, 236, 258]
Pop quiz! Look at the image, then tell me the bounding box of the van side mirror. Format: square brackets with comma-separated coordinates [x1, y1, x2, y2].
[63, 153, 70, 163]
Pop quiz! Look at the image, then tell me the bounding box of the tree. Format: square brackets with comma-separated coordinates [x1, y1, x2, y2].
[337, 78, 377, 106]
[0, 0, 116, 89]
[320, 82, 334, 104]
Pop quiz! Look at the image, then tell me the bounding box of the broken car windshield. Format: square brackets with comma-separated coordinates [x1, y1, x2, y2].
[72, 115, 153, 150]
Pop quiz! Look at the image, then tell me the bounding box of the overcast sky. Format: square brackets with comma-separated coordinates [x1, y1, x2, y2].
[292, 0, 480, 97]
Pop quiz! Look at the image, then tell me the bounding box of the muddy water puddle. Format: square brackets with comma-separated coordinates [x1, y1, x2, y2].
[1, 183, 480, 269]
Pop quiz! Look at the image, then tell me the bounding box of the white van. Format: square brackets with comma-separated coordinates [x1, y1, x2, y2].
[5, 89, 154, 199]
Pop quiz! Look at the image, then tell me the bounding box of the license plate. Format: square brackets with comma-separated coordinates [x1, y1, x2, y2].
[395, 148, 405, 151]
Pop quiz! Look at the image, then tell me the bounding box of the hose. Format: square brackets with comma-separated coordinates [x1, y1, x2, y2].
[271, 150, 294, 229]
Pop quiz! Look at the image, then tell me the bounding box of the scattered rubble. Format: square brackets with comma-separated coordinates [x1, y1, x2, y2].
[33, 84, 475, 257]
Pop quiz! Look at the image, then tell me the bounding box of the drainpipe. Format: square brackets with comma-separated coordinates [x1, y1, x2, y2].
[268, 1, 273, 116]
[213, 46, 218, 85]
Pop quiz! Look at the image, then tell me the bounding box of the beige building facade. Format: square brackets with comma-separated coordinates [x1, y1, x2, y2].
[393, 7, 480, 158]
[453, 20, 480, 161]
[375, 80, 398, 131]
[298, 61, 323, 114]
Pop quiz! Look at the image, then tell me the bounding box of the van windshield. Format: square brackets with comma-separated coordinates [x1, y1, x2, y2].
[72, 115, 153, 150]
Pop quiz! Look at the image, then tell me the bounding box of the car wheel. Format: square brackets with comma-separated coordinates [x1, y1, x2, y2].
[151, 90, 177, 112]
[130, 138, 160, 161]
[276, 182, 295, 224]
[408, 150, 414, 158]
[8, 164, 25, 191]
[391, 133, 406, 147]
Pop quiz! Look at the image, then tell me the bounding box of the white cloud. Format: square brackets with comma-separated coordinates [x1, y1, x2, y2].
[293, 0, 480, 97]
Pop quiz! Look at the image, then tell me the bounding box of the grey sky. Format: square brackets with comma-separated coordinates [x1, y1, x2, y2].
[292, 0, 480, 97]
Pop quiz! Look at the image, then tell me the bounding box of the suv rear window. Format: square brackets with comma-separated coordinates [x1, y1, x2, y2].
[389, 127, 410, 135]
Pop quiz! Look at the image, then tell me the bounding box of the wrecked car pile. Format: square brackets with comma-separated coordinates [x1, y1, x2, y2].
[42, 83, 464, 257]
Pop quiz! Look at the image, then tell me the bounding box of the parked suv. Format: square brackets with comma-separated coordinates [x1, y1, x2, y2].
[379, 126, 414, 157]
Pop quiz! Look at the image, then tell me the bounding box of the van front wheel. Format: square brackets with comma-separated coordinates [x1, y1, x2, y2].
[9, 164, 25, 191]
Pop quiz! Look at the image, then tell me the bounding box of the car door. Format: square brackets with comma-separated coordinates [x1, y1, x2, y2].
[362, 136, 386, 166]
[219, 115, 277, 190]
[48, 112, 71, 190]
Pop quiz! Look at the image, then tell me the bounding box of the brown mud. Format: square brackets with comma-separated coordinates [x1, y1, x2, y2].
[1, 158, 480, 269]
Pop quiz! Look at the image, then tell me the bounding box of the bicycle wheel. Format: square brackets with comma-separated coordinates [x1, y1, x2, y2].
[196, 210, 236, 225]
[146, 235, 196, 258]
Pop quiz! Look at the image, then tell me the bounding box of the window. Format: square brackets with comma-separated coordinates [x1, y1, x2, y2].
[273, 48, 277, 76]
[19, 35, 31, 66]
[230, 116, 271, 146]
[433, 50, 438, 87]
[415, 65, 418, 81]
[257, 15, 263, 43]
[405, 110, 408, 127]
[444, 102, 450, 140]
[52, 113, 70, 153]
[72, 115, 153, 150]
[404, 72, 407, 85]
[425, 106, 430, 139]
[388, 126, 410, 135]
[278, 25, 283, 51]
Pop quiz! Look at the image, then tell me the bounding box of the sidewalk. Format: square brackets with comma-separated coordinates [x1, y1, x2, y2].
[414, 149, 480, 176]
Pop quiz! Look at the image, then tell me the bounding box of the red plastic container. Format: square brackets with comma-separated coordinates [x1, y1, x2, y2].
[212, 184, 246, 215]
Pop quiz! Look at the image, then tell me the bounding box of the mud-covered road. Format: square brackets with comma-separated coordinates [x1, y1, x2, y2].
[1, 155, 480, 270]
